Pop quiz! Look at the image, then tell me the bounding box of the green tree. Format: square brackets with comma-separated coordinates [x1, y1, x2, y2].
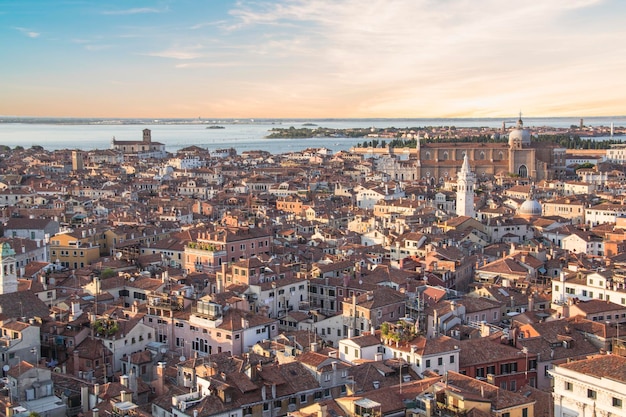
[101, 268, 116, 279]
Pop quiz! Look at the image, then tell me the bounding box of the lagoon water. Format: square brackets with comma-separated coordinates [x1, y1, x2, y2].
[0, 117, 624, 154]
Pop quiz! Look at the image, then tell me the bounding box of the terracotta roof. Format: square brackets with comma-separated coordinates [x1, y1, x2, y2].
[0, 290, 51, 321]
[557, 354, 626, 383]
[444, 371, 535, 410]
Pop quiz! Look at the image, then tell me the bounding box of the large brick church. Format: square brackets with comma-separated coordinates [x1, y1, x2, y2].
[369, 117, 567, 184]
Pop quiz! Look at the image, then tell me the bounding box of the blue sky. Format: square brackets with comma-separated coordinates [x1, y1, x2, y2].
[2, 0, 625, 118]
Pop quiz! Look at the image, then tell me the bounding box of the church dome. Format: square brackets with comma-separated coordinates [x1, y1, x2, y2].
[518, 198, 542, 217]
[508, 116, 531, 147]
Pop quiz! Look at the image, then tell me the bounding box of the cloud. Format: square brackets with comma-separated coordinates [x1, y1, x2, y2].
[175, 61, 242, 68]
[14, 27, 40, 38]
[145, 47, 205, 60]
[216, 0, 619, 112]
[190, 20, 228, 30]
[101, 7, 166, 15]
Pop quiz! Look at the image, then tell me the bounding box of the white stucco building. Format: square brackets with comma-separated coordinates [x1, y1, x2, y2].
[550, 354, 626, 417]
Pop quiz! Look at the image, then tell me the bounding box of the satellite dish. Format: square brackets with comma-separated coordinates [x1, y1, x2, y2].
[160, 347, 167, 354]
[2, 365, 9, 372]
[179, 355, 186, 362]
[115, 252, 122, 260]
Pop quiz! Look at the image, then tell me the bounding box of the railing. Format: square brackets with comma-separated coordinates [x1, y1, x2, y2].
[149, 298, 183, 311]
[0, 337, 20, 350]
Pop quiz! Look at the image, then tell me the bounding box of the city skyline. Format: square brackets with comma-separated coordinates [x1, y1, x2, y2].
[2, 0, 626, 119]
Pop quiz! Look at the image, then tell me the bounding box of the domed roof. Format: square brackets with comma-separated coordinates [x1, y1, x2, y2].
[518, 198, 542, 217]
[508, 116, 531, 146]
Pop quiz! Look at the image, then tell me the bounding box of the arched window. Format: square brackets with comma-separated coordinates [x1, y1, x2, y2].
[518, 165, 528, 178]
[479, 151, 485, 160]
[442, 151, 448, 161]
[424, 152, 431, 160]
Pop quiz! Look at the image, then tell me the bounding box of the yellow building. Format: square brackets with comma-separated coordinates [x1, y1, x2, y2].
[50, 230, 101, 269]
[431, 371, 535, 417]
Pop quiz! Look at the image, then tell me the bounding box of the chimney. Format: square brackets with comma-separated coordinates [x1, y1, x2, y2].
[93, 409, 99, 417]
[480, 321, 490, 337]
[81, 385, 89, 413]
[154, 362, 166, 396]
[120, 390, 132, 403]
[120, 374, 130, 388]
[217, 263, 225, 293]
[74, 349, 81, 377]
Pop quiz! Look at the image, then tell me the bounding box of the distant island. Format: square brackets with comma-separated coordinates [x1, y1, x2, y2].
[206, 125, 225, 129]
[266, 125, 625, 150]
[266, 126, 371, 139]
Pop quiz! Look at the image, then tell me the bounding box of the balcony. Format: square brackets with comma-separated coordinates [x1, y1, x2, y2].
[192, 301, 222, 320]
[148, 295, 184, 311]
[0, 336, 21, 351]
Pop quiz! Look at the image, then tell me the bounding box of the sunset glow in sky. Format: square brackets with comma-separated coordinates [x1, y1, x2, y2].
[2, 0, 626, 118]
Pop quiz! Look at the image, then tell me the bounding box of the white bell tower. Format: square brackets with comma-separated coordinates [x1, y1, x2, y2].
[456, 152, 475, 218]
[0, 243, 18, 295]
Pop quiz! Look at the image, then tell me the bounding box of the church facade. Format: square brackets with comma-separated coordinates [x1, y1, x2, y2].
[111, 128, 168, 160]
[361, 117, 567, 185]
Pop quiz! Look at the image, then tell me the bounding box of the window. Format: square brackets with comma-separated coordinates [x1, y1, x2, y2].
[426, 359, 431, 368]
[588, 389, 597, 399]
[450, 355, 455, 364]
[438, 357, 443, 366]
[613, 398, 622, 408]
[522, 408, 528, 417]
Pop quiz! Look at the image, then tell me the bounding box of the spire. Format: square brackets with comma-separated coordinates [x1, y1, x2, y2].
[517, 111, 523, 128]
[461, 152, 470, 173]
[456, 152, 475, 218]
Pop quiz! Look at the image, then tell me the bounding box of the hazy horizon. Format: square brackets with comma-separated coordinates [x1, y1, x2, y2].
[2, 115, 626, 122]
[3, 1, 625, 119]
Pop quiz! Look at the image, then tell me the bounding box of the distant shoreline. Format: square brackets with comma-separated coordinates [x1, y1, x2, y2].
[1, 116, 626, 127]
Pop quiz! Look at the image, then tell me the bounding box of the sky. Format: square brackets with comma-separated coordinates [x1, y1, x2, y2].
[1, 0, 626, 119]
